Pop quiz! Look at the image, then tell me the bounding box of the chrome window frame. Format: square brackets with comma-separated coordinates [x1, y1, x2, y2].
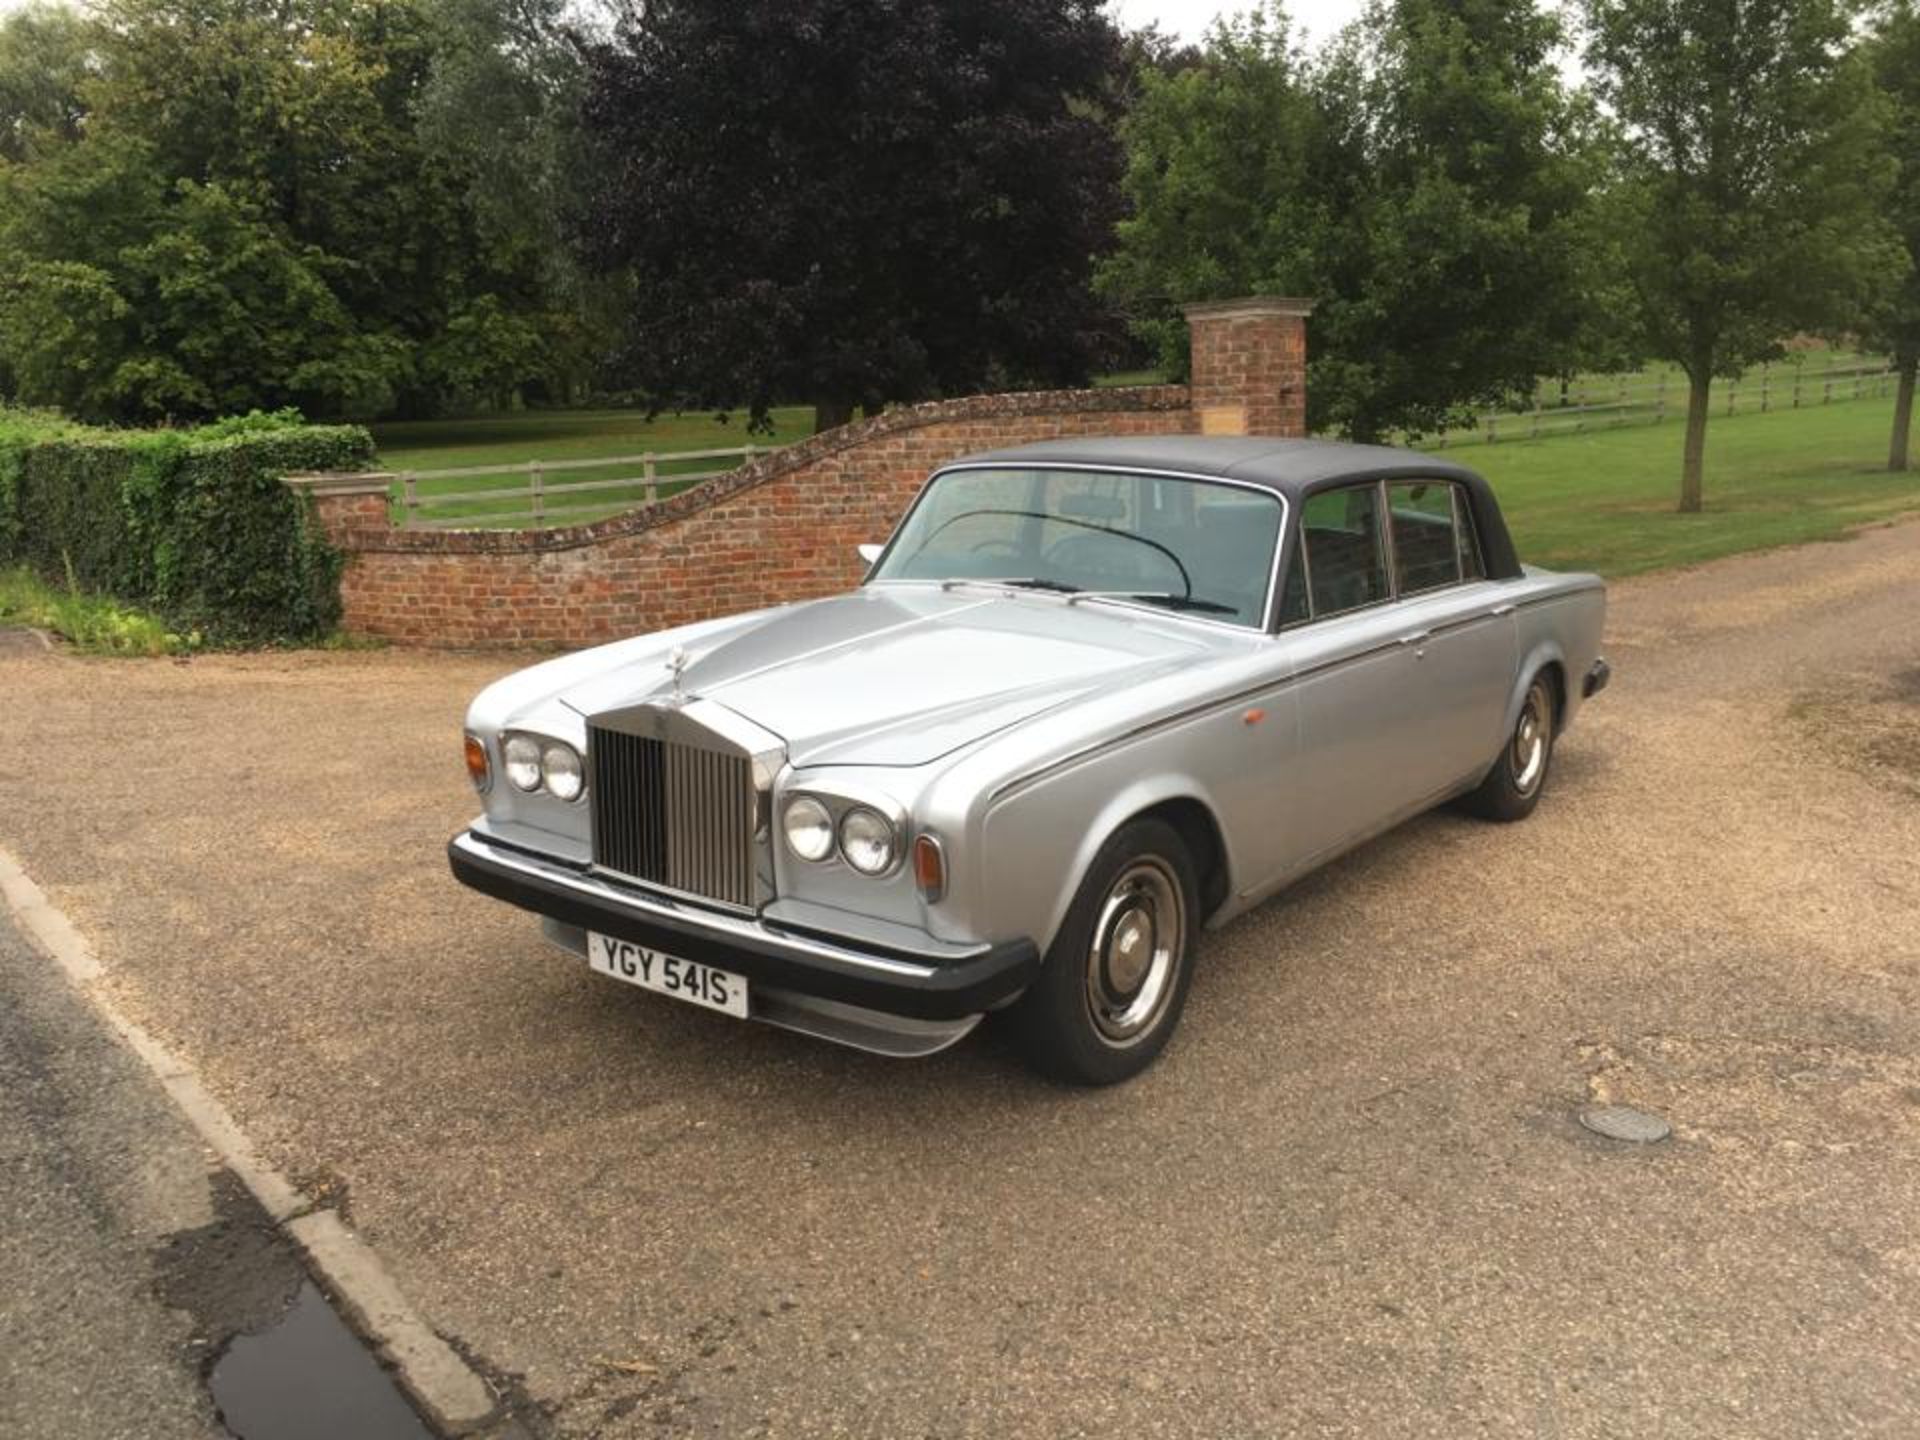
[1284, 476, 1483, 631]
[1286, 479, 1397, 628]
[864, 462, 1290, 635]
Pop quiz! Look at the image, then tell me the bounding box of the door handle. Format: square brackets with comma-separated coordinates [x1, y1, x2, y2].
[1489, 603, 1516, 617]
[1396, 630, 1432, 646]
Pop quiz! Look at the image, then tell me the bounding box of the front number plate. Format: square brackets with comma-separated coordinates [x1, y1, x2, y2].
[587, 932, 749, 1019]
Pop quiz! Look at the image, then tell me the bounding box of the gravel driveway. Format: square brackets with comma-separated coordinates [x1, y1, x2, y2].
[3, 520, 1917, 1438]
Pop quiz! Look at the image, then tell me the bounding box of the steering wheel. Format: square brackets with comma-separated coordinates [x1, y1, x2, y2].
[971, 539, 1025, 559]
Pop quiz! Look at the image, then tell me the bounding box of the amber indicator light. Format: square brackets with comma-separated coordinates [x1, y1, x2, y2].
[912, 835, 946, 901]
[464, 734, 491, 790]
[1243, 708, 1267, 726]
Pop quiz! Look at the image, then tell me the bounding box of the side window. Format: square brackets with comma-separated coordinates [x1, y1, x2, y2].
[1387, 481, 1463, 595]
[1277, 539, 1309, 626]
[1299, 484, 1389, 617]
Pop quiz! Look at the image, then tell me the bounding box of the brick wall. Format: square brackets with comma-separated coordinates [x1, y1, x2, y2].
[291, 298, 1310, 649]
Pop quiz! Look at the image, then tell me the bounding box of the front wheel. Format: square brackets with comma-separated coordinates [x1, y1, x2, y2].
[1007, 818, 1199, 1085]
[1462, 674, 1556, 822]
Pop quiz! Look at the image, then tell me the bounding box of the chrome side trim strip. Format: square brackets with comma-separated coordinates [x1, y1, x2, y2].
[989, 600, 1523, 803]
[989, 675, 1297, 803]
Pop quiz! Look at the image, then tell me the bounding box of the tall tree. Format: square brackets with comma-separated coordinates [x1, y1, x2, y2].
[1100, 0, 1604, 442]
[1866, 0, 1920, 472]
[0, 2, 92, 164]
[577, 0, 1125, 433]
[0, 0, 595, 422]
[1584, 0, 1897, 511]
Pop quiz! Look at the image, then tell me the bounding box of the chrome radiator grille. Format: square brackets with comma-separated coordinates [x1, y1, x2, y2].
[588, 725, 756, 909]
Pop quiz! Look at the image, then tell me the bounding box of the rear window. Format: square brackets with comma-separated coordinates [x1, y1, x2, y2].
[1387, 481, 1462, 595]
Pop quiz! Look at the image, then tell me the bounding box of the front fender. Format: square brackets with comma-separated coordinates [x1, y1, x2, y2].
[981, 769, 1235, 960]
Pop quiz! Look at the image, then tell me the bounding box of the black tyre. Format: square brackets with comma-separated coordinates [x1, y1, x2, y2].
[1007, 818, 1199, 1085]
[1462, 673, 1556, 822]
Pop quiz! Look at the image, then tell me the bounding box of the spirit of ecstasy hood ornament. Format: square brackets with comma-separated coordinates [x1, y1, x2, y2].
[666, 644, 690, 701]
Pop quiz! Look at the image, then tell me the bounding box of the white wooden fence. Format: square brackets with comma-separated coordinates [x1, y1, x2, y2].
[1428, 358, 1897, 449]
[393, 444, 763, 529]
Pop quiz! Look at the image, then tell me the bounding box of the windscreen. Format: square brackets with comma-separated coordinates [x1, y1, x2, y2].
[870, 467, 1284, 628]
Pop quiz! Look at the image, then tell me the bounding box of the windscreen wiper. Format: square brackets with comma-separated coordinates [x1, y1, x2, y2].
[937, 576, 1082, 596]
[1000, 577, 1081, 593]
[1121, 593, 1237, 615]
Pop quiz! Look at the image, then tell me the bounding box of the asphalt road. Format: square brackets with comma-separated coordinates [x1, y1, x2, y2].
[0, 911, 227, 1440]
[1, 519, 1917, 1437]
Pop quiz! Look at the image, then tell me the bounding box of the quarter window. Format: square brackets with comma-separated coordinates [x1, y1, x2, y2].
[1297, 485, 1389, 617]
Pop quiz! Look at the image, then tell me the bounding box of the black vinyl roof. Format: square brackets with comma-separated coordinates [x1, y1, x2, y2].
[950, 436, 1486, 501]
[945, 435, 1523, 581]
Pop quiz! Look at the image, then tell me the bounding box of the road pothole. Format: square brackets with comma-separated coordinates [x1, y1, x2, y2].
[210, 1281, 432, 1440]
[152, 1175, 435, 1439]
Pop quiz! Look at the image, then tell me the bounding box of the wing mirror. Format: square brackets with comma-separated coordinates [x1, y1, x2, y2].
[857, 543, 884, 566]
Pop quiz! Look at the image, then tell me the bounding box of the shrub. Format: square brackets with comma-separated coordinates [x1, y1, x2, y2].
[0, 407, 372, 644]
[0, 564, 191, 657]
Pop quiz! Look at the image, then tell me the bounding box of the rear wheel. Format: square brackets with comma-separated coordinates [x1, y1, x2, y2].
[1462, 674, 1555, 822]
[1008, 818, 1198, 1085]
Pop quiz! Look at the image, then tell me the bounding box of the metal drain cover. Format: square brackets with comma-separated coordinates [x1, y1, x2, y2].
[1579, 1104, 1671, 1143]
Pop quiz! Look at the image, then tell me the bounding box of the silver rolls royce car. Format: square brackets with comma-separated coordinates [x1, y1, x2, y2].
[450, 437, 1608, 1084]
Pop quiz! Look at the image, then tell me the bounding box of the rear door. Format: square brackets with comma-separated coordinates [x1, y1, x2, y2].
[1380, 479, 1516, 795]
[1276, 478, 1515, 873]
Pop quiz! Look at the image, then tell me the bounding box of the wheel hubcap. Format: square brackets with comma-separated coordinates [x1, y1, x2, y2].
[1511, 682, 1551, 794]
[1085, 859, 1184, 1048]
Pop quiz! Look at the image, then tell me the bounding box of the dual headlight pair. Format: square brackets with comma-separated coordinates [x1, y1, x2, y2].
[502, 733, 585, 802]
[781, 795, 898, 876]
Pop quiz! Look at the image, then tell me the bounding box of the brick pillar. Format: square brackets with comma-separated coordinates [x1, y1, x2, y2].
[1183, 296, 1313, 438]
[282, 472, 396, 546]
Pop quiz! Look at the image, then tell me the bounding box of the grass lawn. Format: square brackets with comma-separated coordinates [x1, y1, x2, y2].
[371, 405, 821, 528]
[1473, 393, 1919, 577]
[372, 405, 818, 472]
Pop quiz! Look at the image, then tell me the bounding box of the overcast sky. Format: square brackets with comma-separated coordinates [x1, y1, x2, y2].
[0, 0, 1371, 39]
[1111, 0, 1368, 45]
[0, 0, 1567, 67]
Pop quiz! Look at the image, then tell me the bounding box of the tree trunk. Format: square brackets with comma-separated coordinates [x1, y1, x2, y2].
[1892, 353, 1916, 473]
[813, 398, 855, 434]
[1680, 369, 1711, 514]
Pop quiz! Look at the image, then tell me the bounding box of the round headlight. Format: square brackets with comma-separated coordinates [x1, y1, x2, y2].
[783, 796, 835, 862]
[504, 734, 543, 792]
[838, 806, 897, 876]
[541, 743, 584, 802]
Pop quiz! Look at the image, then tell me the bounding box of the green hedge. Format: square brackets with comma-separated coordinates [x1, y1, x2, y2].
[0, 408, 372, 644]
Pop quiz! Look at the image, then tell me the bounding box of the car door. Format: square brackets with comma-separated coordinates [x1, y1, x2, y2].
[1274, 477, 1517, 874]
[1379, 479, 1517, 794]
[1277, 480, 1435, 869]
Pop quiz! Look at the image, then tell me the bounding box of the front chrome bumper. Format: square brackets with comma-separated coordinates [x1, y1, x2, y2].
[448, 829, 1040, 1036]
